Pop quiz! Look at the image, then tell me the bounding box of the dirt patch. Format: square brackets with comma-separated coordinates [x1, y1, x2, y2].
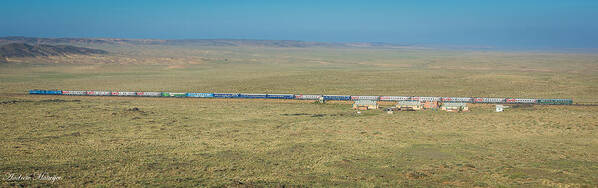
[281, 113, 311, 116]
[405, 144, 456, 160]
[38, 99, 81, 103]
[115, 107, 152, 116]
[166, 65, 188, 69]
[405, 171, 429, 179]
[511, 104, 534, 109]
[0, 100, 32, 104]
[280, 113, 353, 117]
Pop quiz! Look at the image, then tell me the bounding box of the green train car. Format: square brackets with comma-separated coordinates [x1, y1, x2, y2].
[161, 92, 186, 97]
[537, 99, 573, 105]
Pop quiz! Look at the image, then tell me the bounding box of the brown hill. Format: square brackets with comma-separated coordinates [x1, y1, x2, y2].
[0, 36, 413, 48]
[0, 43, 108, 58]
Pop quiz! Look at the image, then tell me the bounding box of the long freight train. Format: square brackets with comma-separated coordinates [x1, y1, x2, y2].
[29, 90, 573, 105]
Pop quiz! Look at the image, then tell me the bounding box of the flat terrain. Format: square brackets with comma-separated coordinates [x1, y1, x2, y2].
[1, 44, 597, 186]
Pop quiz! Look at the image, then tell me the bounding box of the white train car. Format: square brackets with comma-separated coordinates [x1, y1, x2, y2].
[350, 96, 380, 101]
[136, 92, 162, 97]
[442, 97, 473, 103]
[112, 91, 137, 96]
[418, 97, 441, 102]
[62, 90, 87, 95]
[87, 91, 111, 96]
[295, 94, 323, 100]
[379, 96, 410, 101]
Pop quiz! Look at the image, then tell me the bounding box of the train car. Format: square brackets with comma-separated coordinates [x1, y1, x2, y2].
[473, 98, 483, 103]
[112, 91, 137, 96]
[379, 96, 410, 101]
[239, 93, 267, 99]
[62, 90, 87, 95]
[295, 94, 322, 100]
[136, 92, 162, 97]
[213, 93, 240, 98]
[87, 91, 111, 96]
[506, 98, 537, 104]
[473, 98, 505, 103]
[186, 93, 214, 98]
[31, 90, 62, 95]
[166, 92, 187, 97]
[47, 90, 62, 95]
[29, 90, 43, 94]
[537, 99, 572, 105]
[441, 97, 473, 103]
[266, 94, 295, 99]
[350, 96, 380, 101]
[418, 97, 441, 102]
[323, 95, 351, 101]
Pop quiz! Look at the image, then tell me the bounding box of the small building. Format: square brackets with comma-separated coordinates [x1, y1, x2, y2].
[353, 100, 378, 110]
[422, 101, 439, 109]
[441, 103, 469, 112]
[495, 105, 509, 112]
[384, 107, 400, 114]
[396, 101, 423, 111]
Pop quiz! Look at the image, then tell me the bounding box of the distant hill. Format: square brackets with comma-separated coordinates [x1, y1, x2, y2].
[0, 36, 413, 48]
[0, 43, 108, 58]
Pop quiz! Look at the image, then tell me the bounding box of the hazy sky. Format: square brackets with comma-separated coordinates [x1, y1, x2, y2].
[2, 0, 598, 48]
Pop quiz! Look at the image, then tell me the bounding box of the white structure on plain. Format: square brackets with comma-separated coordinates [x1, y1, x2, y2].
[496, 105, 509, 112]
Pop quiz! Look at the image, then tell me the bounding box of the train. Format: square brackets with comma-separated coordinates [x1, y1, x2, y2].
[28, 89, 573, 105]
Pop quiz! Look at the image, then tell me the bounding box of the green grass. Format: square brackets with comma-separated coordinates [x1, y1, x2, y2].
[0, 45, 597, 187]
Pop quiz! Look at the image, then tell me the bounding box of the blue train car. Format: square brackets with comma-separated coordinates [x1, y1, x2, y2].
[29, 90, 44, 94]
[323, 95, 351, 101]
[266, 94, 295, 99]
[239, 93, 267, 99]
[186, 93, 214, 98]
[30, 90, 62, 95]
[213, 93, 240, 98]
[46, 90, 62, 95]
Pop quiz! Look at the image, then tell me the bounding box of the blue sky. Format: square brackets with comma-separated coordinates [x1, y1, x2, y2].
[2, 0, 598, 48]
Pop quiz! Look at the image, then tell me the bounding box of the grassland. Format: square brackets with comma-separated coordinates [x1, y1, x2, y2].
[1, 45, 597, 187]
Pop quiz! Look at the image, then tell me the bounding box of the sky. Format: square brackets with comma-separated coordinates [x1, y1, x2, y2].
[2, 0, 598, 49]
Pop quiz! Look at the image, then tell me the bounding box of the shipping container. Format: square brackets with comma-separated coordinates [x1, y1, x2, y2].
[136, 92, 162, 97]
[350, 96, 380, 101]
[62, 90, 87, 95]
[239, 93, 267, 99]
[323, 95, 351, 101]
[112, 91, 137, 96]
[87, 91, 111, 96]
[266, 94, 295, 99]
[379, 96, 410, 101]
[186, 93, 214, 98]
[213, 93, 240, 98]
[294, 94, 322, 100]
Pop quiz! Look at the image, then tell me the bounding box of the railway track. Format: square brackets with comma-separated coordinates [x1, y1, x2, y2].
[8, 90, 598, 106]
